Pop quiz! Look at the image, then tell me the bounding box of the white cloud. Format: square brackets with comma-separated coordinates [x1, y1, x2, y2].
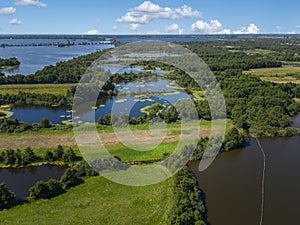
[165, 23, 179, 32]
[234, 24, 260, 34]
[191, 20, 231, 34]
[178, 29, 184, 34]
[15, 0, 47, 8]
[112, 25, 118, 30]
[9, 18, 23, 25]
[0, 7, 16, 15]
[117, 1, 201, 29]
[85, 29, 100, 35]
[191, 20, 260, 34]
[130, 23, 140, 31]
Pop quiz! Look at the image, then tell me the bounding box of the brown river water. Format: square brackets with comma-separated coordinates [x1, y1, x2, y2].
[190, 133, 300, 225]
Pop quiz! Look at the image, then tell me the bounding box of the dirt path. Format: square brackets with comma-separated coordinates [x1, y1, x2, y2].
[0, 127, 212, 150]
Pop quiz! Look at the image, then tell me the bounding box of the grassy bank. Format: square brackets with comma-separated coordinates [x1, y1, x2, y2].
[0, 176, 174, 225]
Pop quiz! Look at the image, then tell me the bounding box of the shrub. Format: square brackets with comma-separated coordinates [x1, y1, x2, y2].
[0, 183, 16, 210]
[29, 179, 65, 200]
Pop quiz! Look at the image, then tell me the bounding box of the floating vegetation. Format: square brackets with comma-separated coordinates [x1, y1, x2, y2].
[62, 120, 72, 125]
[92, 106, 98, 110]
[66, 110, 76, 113]
[0, 109, 14, 118]
[0, 104, 12, 110]
[59, 115, 66, 118]
[115, 99, 128, 103]
[99, 105, 105, 108]
[162, 91, 180, 96]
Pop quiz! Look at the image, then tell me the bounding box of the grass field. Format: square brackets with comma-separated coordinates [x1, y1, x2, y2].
[0, 176, 174, 225]
[229, 48, 276, 55]
[0, 84, 76, 96]
[0, 119, 230, 150]
[260, 77, 300, 84]
[244, 66, 300, 77]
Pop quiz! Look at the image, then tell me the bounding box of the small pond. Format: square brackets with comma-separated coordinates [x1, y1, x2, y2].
[0, 165, 67, 198]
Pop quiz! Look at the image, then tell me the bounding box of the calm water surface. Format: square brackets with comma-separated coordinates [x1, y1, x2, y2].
[0, 165, 67, 198]
[1, 44, 113, 75]
[190, 136, 300, 225]
[9, 79, 192, 124]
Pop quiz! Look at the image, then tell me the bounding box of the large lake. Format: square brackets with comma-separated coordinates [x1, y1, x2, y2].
[0, 44, 113, 76]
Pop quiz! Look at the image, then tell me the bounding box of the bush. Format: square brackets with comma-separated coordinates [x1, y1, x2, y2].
[29, 179, 65, 200]
[53, 145, 64, 160]
[40, 118, 51, 128]
[60, 168, 84, 189]
[0, 183, 16, 210]
[62, 148, 79, 163]
[170, 167, 208, 225]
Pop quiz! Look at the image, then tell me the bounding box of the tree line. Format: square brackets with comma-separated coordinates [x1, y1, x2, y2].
[0, 145, 81, 167]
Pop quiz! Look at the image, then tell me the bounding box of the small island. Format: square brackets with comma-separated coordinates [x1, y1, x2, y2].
[0, 57, 20, 71]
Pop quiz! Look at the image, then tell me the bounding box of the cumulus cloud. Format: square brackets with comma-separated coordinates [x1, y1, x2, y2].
[130, 23, 140, 31]
[9, 18, 23, 25]
[233, 24, 260, 34]
[85, 29, 100, 35]
[191, 20, 260, 34]
[117, 1, 201, 29]
[165, 23, 179, 32]
[191, 20, 231, 34]
[0, 7, 16, 15]
[15, 0, 47, 8]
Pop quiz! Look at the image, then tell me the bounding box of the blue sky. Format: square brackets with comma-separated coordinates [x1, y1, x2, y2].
[0, 0, 300, 34]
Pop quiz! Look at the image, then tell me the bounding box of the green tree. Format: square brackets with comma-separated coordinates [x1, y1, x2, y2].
[44, 150, 54, 162]
[40, 118, 51, 128]
[164, 106, 179, 123]
[60, 168, 83, 189]
[224, 127, 247, 151]
[0, 183, 16, 210]
[22, 147, 37, 165]
[29, 179, 64, 200]
[54, 145, 64, 160]
[62, 148, 78, 163]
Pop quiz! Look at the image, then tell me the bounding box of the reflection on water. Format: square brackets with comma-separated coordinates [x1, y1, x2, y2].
[291, 113, 300, 128]
[0, 165, 67, 198]
[190, 136, 300, 225]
